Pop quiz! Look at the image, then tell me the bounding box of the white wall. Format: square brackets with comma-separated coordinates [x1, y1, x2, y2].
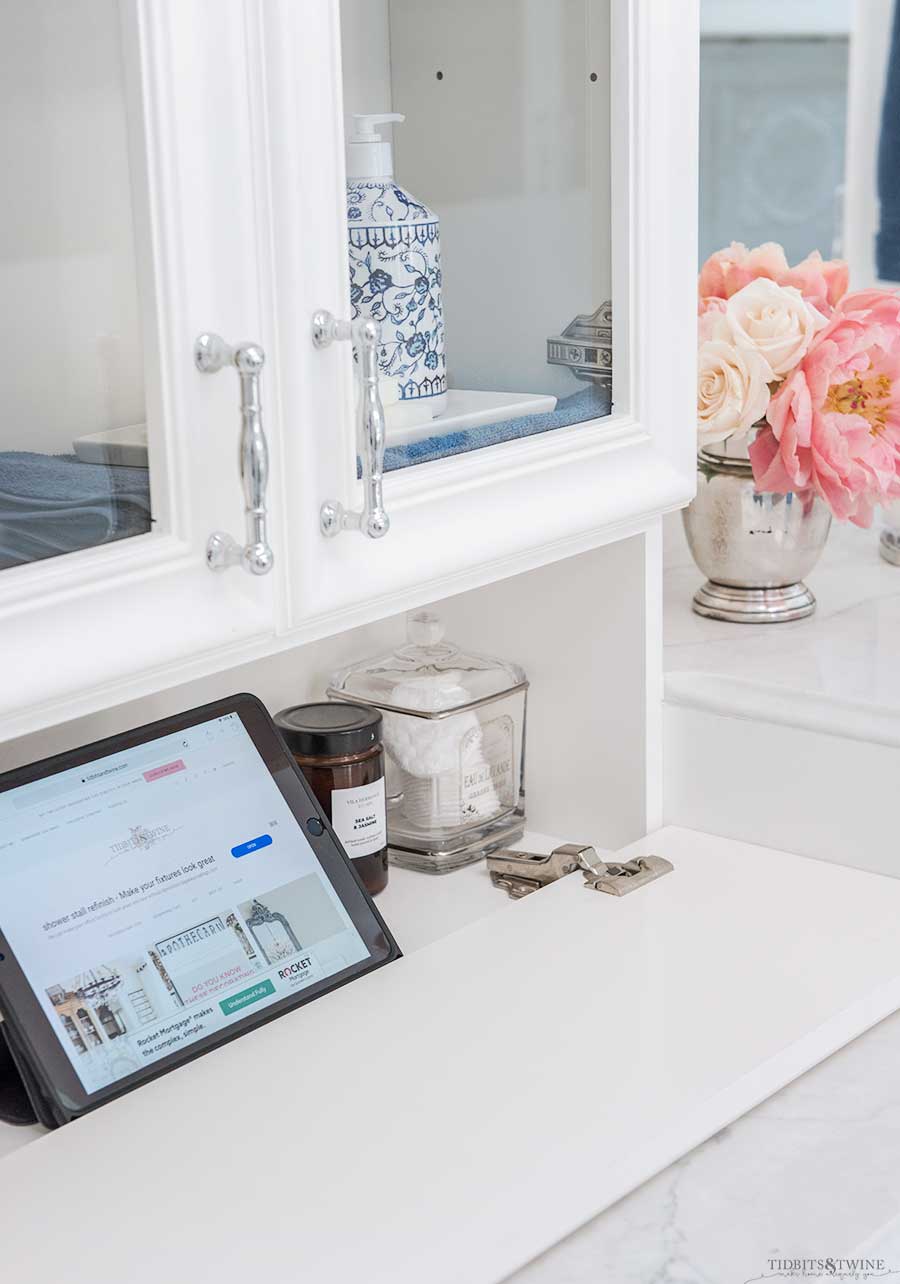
[390, 0, 611, 400]
[340, 0, 394, 120]
[1, 537, 656, 852]
[339, 0, 612, 403]
[0, 0, 145, 456]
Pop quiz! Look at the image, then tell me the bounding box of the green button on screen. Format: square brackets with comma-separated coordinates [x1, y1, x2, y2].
[219, 979, 276, 1016]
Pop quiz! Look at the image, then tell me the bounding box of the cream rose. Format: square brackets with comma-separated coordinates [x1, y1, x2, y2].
[725, 277, 826, 377]
[697, 339, 771, 446]
[698, 297, 729, 343]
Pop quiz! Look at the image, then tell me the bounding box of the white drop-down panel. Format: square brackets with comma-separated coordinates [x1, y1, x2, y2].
[3, 827, 900, 1284]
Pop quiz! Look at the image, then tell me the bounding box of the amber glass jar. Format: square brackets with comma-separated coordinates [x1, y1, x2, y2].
[275, 702, 388, 895]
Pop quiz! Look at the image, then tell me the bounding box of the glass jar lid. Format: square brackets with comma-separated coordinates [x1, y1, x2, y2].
[275, 702, 382, 757]
[328, 612, 527, 718]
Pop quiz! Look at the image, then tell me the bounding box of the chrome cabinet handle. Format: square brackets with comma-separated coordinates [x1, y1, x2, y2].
[313, 309, 390, 540]
[195, 332, 274, 575]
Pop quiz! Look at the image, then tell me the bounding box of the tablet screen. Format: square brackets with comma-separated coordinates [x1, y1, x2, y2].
[0, 712, 371, 1095]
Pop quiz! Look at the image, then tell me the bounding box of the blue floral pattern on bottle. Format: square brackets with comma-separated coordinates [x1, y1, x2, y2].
[347, 180, 446, 406]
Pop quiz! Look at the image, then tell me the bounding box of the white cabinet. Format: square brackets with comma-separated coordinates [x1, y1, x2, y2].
[1, 2, 280, 737]
[0, 0, 698, 742]
[280, 0, 698, 628]
[3, 16, 896, 1279]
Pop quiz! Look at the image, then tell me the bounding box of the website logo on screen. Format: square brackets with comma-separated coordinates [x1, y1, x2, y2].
[108, 824, 174, 858]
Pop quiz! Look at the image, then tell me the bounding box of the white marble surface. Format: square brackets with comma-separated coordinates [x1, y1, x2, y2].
[507, 1007, 900, 1283]
[506, 524, 900, 1283]
[9, 1001, 900, 1283]
[645, 512, 900, 1281]
[665, 512, 900, 740]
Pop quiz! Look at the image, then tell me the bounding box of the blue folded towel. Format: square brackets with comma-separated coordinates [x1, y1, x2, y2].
[382, 384, 612, 472]
[0, 452, 152, 569]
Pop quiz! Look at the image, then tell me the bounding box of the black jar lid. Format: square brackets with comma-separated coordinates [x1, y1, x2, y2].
[275, 701, 382, 757]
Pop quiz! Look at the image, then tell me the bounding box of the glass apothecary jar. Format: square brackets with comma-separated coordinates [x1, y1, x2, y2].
[328, 612, 528, 874]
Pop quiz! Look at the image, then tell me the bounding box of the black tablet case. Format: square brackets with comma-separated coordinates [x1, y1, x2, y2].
[0, 693, 401, 1132]
[0, 1024, 42, 1127]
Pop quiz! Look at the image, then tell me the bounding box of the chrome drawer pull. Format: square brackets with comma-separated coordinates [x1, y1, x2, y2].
[313, 309, 390, 540]
[195, 332, 273, 576]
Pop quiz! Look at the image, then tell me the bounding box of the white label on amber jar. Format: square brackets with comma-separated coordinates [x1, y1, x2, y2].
[459, 715, 515, 821]
[330, 777, 387, 858]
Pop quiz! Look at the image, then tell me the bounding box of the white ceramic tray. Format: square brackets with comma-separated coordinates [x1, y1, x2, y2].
[72, 424, 148, 468]
[387, 388, 557, 447]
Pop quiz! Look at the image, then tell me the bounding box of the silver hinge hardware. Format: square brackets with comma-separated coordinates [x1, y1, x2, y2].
[487, 843, 673, 900]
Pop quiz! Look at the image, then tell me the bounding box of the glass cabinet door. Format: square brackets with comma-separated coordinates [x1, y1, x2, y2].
[1, 0, 151, 571]
[2, 1, 279, 739]
[339, 0, 613, 469]
[268, 0, 695, 628]
[0, 1, 696, 733]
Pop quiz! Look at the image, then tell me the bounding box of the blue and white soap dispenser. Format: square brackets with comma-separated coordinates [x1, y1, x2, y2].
[346, 113, 447, 428]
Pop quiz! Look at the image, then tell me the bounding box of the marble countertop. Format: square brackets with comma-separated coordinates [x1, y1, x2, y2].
[545, 515, 900, 1282]
[506, 1007, 900, 1283]
[664, 512, 900, 740]
[6, 1008, 898, 1282]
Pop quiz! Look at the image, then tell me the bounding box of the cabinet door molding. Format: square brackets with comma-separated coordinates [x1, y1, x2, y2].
[1, 1, 284, 738]
[262, 0, 699, 630]
[2, 0, 698, 739]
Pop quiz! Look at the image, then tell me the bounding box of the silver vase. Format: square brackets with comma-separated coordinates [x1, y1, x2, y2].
[682, 434, 832, 623]
[880, 499, 900, 564]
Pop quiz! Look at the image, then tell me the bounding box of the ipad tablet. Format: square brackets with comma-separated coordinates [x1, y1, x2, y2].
[0, 694, 400, 1126]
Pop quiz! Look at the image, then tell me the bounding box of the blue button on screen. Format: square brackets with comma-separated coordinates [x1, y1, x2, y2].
[231, 834, 273, 858]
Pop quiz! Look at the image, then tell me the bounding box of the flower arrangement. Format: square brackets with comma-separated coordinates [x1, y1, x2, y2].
[697, 241, 900, 526]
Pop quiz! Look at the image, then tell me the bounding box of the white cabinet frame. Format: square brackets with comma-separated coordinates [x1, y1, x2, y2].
[1, 0, 698, 742]
[262, 0, 698, 630]
[1, 2, 282, 739]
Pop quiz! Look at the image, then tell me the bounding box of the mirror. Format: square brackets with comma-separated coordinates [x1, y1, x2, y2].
[700, 0, 897, 291]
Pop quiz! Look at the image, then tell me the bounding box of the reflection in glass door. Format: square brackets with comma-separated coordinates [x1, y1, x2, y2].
[699, 2, 851, 267]
[0, 0, 151, 571]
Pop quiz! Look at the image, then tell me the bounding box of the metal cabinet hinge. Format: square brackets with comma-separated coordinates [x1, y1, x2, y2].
[546, 301, 612, 390]
[487, 842, 673, 899]
[582, 856, 674, 895]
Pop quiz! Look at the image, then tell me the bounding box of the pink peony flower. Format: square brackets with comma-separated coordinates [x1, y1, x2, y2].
[749, 289, 900, 526]
[698, 242, 788, 301]
[782, 250, 849, 314]
[699, 242, 849, 315]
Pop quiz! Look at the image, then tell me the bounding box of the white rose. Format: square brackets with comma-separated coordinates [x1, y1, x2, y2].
[725, 277, 826, 376]
[697, 340, 771, 446]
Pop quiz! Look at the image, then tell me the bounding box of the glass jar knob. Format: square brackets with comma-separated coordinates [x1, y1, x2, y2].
[406, 611, 445, 646]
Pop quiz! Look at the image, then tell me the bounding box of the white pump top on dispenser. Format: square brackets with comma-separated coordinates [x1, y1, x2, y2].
[346, 112, 405, 179]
